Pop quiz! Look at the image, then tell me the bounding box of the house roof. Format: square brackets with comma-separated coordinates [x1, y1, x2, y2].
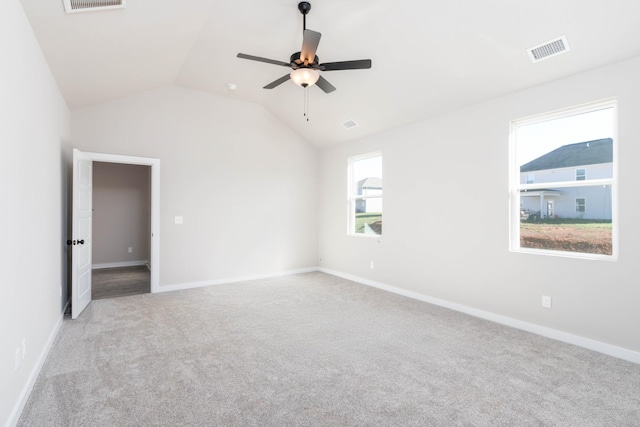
[520, 138, 613, 173]
[358, 177, 382, 189]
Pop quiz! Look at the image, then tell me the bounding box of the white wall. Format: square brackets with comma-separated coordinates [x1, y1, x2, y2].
[0, 0, 70, 425]
[319, 56, 640, 354]
[72, 86, 318, 287]
[93, 162, 151, 267]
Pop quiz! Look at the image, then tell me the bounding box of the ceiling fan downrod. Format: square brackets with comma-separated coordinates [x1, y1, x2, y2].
[298, 2, 311, 31]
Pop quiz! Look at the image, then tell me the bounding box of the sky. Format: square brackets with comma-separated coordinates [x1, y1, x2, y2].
[516, 107, 614, 166]
[352, 155, 382, 182]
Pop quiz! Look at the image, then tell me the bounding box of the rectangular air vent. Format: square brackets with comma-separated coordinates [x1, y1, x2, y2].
[63, 0, 126, 14]
[527, 36, 570, 63]
[342, 120, 358, 129]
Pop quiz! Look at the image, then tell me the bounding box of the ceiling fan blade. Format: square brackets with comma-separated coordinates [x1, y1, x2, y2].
[315, 75, 336, 93]
[301, 30, 321, 64]
[263, 74, 291, 89]
[237, 53, 290, 68]
[320, 59, 372, 71]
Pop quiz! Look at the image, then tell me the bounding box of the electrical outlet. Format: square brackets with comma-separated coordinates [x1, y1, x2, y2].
[128, 247, 133, 253]
[542, 295, 552, 309]
[174, 216, 184, 224]
[370, 261, 375, 269]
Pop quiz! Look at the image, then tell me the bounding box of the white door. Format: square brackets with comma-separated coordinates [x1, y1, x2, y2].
[71, 149, 93, 319]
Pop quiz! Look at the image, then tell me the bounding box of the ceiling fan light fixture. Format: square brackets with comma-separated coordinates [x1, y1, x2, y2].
[290, 68, 320, 87]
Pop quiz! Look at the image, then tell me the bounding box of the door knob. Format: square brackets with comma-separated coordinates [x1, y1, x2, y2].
[66, 240, 73, 246]
[77, 239, 85, 245]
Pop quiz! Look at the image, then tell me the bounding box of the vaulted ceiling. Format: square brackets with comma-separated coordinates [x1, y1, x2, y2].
[19, 0, 640, 146]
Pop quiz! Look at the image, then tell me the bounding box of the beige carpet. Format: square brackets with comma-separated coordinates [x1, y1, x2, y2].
[19, 272, 640, 426]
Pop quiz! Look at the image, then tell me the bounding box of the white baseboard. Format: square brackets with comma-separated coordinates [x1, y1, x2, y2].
[92, 260, 149, 270]
[6, 301, 68, 427]
[157, 267, 319, 293]
[318, 267, 640, 365]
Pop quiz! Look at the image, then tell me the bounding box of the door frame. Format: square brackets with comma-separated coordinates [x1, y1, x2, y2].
[84, 151, 160, 293]
[546, 200, 554, 218]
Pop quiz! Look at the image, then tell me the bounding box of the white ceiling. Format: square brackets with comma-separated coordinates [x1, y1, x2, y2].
[19, 0, 640, 146]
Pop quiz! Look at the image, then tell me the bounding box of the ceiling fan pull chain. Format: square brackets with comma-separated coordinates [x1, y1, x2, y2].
[305, 87, 309, 122]
[304, 86, 309, 122]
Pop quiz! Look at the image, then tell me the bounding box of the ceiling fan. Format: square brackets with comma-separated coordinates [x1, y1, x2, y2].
[237, 1, 372, 93]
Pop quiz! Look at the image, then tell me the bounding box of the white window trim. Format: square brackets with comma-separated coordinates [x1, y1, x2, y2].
[575, 197, 586, 213]
[348, 151, 382, 237]
[576, 168, 586, 181]
[509, 98, 618, 260]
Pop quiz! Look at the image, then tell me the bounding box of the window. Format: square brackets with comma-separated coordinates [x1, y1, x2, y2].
[348, 152, 382, 236]
[510, 99, 617, 259]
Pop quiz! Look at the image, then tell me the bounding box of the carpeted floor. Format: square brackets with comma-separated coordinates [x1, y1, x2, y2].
[18, 272, 640, 426]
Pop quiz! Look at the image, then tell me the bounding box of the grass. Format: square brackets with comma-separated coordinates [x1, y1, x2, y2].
[521, 222, 612, 232]
[523, 217, 611, 225]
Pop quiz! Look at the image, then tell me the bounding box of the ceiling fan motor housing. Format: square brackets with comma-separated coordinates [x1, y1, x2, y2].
[291, 52, 319, 68]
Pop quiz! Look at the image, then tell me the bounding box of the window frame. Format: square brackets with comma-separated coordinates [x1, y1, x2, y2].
[509, 98, 618, 260]
[575, 197, 586, 214]
[347, 151, 382, 237]
[576, 168, 586, 181]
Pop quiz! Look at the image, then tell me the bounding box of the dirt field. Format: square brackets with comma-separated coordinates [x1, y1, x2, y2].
[520, 223, 612, 255]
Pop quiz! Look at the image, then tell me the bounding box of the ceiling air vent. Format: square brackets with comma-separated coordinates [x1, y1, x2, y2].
[527, 36, 570, 63]
[342, 120, 358, 129]
[63, 0, 126, 14]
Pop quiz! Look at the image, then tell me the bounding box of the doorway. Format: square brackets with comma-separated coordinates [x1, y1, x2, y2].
[546, 200, 554, 218]
[92, 162, 151, 300]
[71, 150, 160, 319]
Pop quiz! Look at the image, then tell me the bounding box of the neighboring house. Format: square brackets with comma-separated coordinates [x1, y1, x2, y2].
[355, 177, 382, 213]
[520, 138, 613, 220]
